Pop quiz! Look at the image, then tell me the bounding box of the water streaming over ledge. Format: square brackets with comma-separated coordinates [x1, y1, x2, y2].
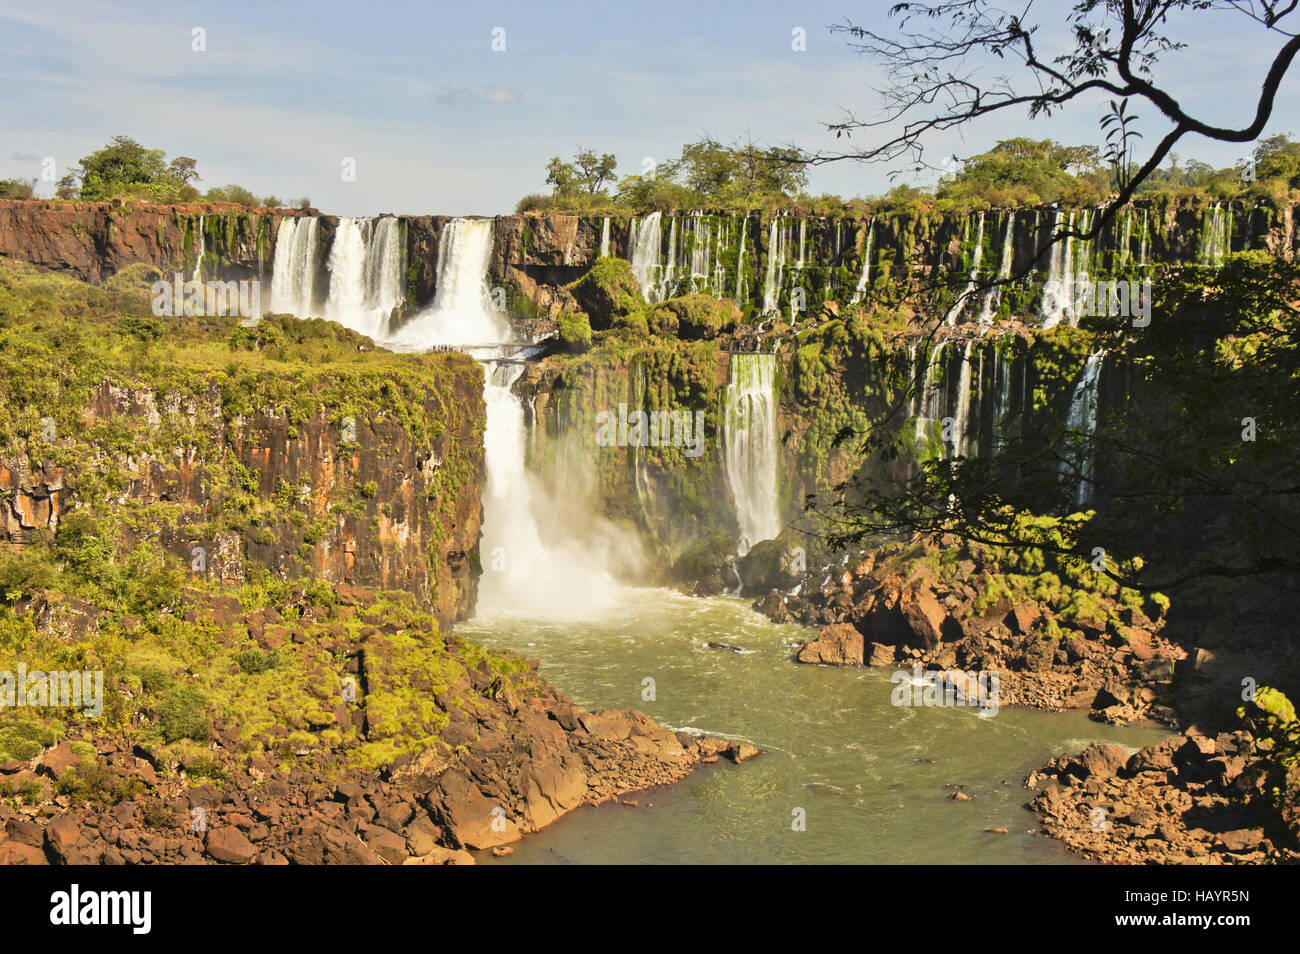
[722, 353, 781, 554]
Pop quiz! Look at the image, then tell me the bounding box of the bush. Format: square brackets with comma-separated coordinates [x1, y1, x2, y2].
[647, 294, 739, 340]
[155, 686, 212, 743]
[568, 257, 643, 329]
[556, 312, 593, 352]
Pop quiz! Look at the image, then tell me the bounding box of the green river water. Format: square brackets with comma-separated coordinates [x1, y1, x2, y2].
[462, 587, 1171, 865]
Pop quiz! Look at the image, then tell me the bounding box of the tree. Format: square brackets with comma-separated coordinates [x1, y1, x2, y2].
[64, 135, 200, 202]
[937, 138, 1109, 205]
[573, 148, 617, 195]
[816, 2, 1300, 249]
[0, 178, 35, 200]
[805, 2, 1300, 596]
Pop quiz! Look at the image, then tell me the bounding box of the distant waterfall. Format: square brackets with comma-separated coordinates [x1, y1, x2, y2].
[599, 217, 611, 257]
[914, 340, 947, 441]
[1063, 351, 1105, 506]
[979, 212, 1014, 324]
[1200, 202, 1230, 266]
[761, 218, 790, 315]
[629, 212, 664, 302]
[325, 217, 367, 327]
[1040, 209, 1076, 329]
[362, 216, 406, 328]
[944, 212, 985, 325]
[722, 353, 781, 553]
[192, 216, 206, 283]
[270, 217, 321, 317]
[850, 219, 875, 304]
[949, 341, 973, 457]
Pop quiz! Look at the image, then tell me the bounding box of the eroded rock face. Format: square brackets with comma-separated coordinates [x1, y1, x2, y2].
[0, 369, 486, 631]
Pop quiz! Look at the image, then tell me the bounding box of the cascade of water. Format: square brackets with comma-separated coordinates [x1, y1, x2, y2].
[599, 217, 611, 258]
[761, 218, 791, 315]
[796, 218, 807, 272]
[629, 212, 664, 302]
[1199, 202, 1229, 266]
[1040, 209, 1076, 329]
[722, 352, 781, 554]
[980, 211, 1015, 324]
[362, 216, 406, 329]
[192, 216, 206, 283]
[1063, 350, 1105, 506]
[950, 341, 974, 457]
[914, 340, 947, 441]
[325, 217, 367, 329]
[1139, 209, 1149, 267]
[734, 217, 748, 302]
[944, 211, 985, 325]
[385, 218, 507, 348]
[384, 218, 626, 615]
[270, 216, 320, 317]
[663, 215, 679, 299]
[850, 219, 876, 305]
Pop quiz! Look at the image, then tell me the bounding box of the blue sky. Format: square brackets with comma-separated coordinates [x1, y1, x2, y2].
[2, 0, 1298, 215]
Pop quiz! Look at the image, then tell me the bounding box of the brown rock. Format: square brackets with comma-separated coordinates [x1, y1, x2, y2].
[797, 623, 865, 666]
[205, 826, 257, 864]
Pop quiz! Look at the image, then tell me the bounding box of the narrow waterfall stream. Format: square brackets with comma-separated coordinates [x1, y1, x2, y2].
[722, 352, 782, 554]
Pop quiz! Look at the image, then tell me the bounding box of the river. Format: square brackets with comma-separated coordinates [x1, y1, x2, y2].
[461, 587, 1171, 864]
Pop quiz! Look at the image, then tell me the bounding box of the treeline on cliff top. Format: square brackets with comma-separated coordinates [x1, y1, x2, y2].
[515, 135, 1300, 216]
[0, 135, 309, 210]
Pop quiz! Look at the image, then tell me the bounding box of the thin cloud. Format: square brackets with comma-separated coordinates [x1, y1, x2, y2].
[436, 85, 523, 107]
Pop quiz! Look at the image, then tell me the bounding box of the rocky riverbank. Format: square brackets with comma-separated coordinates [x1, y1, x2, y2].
[752, 533, 1181, 725]
[0, 585, 756, 866]
[1026, 690, 1300, 864]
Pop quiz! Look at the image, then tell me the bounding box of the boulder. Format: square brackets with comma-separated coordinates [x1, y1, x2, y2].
[796, 623, 864, 666]
[205, 826, 257, 864]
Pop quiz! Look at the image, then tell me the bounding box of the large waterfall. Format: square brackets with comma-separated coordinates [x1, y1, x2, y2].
[722, 352, 781, 553]
[271, 215, 403, 333]
[629, 212, 665, 303]
[269, 217, 320, 317]
[383, 217, 628, 616]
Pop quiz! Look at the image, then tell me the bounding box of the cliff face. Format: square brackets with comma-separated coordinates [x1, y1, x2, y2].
[4, 197, 1294, 322]
[0, 264, 486, 630]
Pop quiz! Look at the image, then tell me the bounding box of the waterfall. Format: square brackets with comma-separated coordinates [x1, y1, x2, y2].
[322, 216, 407, 339]
[192, 216, 206, 283]
[979, 211, 1014, 324]
[629, 212, 664, 302]
[1063, 350, 1105, 506]
[850, 219, 875, 304]
[722, 353, 781, 554]
[362, 216, 406, 329]
[270, 216, 321, 317]
[386, 218, 507, 348]
[599, 217, 611, 257]
[1199, 202, 1230, 266]
[325, 217, 367, 329]
[949, 341, 973, 457]
[734, 217, 748, 302]
[914, 340, 947, 441]
[382, 217, 628, 616]
[944, 212, 985, 325]
[1040, 209, 1075, 329]
[1139, 209, 1149, 268]
[761, 218, 789, 315]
